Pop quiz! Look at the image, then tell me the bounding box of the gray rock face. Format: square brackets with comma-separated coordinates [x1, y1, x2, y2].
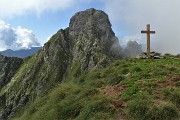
[0, 55, 23, 90]
[69, 8, 122, 70]
[0, 55, 23, 120]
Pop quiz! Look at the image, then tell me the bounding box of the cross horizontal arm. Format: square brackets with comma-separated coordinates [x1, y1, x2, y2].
[141, 31, 147, 33]
[141, 31, 156, 34]
[150, 31, 155, 34]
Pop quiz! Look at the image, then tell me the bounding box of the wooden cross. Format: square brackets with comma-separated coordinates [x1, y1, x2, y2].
[141, 24, 155, 55]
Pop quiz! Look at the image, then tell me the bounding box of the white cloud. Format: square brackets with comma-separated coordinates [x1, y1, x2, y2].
[0, 20, 40, 51]
[105, 0, 180, 54]
[15, 26, 40, 49]
[120, 34, 142, 46]
[0, 0, 76, 18]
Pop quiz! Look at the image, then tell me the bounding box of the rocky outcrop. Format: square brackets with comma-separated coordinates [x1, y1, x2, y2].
[0, 8, 122, 119]
[0, 55, 23, 120]
[0, 55, 23, 90]
[69, 8, 122, 70]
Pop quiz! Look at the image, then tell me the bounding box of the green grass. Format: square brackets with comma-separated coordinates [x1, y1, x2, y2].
[14, 83, 115, 120]
[13, 57, 180, 120]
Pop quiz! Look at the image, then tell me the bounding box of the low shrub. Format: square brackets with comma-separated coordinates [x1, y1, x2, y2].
[121, 86, 140, 101]
[162, 88, 172, 98]
[57, 99, 82, 120]
[128, 100, 179, 120]
[175, 54, 180, 58]
[170, 90, 180, 108]
[146, 104, 179, 120]
[175, 81, 180, 87]
[132, 67, 142, 72]
[168, 67, 177, 73]
[107, 75, 125, 85]
[127, 99, 149, 119]
[162, 88, 180, 108]
[76, 98, 114, 120]
[121, 68, 129, 74]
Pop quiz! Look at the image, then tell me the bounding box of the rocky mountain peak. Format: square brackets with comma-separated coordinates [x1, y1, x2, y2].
[69, 8, 112, 36]
[0, 8, 122, 119]
[69, 8, 122, 70]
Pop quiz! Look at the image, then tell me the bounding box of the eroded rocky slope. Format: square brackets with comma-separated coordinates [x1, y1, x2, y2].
[0, 55, 23, 90]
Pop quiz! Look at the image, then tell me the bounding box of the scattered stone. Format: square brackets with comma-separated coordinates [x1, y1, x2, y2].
[136, 52, 163, 59]
[124, 73, 132, 79]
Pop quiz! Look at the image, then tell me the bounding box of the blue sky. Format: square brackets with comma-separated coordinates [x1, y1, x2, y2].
[6, 1, 105, 42]
[0, 0, 180, 54]
[0, 0, 107, 50]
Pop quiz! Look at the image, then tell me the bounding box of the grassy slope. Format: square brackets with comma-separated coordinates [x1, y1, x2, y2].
[14, 56, 180, 120]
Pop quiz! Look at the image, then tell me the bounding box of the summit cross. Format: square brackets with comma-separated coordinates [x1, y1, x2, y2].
[141, 24, 155, 55]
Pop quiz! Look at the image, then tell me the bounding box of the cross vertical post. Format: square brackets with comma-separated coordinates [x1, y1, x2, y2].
[141, 24, 155, 55]
[147, 24, 150, 55]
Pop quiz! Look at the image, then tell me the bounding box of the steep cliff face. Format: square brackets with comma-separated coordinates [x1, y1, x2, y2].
[0, 8, 122, 119]
[0, 55, 23, 90]
[69, 8, 122, 70]
[0, 55, 23, 120]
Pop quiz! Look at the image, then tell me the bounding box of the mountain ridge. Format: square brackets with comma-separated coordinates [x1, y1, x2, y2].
[0, 47, 42, 58]
[0, 8, 122, 119]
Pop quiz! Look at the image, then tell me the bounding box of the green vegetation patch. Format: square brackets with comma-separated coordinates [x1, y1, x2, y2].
[12, 57, 180, 120]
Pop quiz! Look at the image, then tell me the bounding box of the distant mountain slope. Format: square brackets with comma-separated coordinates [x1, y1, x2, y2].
[0, 47, 42, 58]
